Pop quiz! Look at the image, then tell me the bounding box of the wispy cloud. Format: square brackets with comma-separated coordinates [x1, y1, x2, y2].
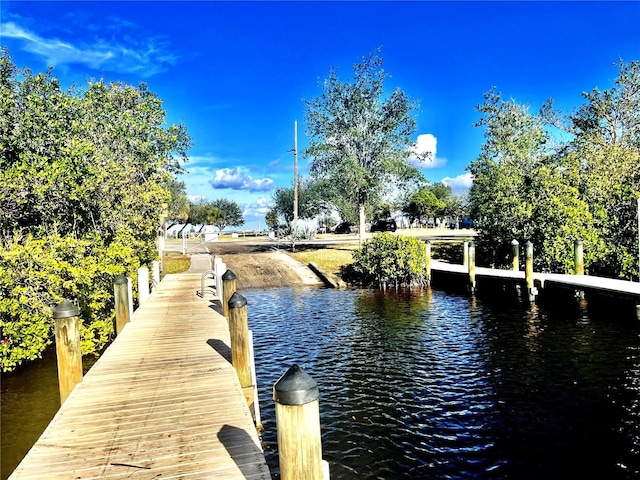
[209, 167, 274, 193]
[1, 20, 176, 76]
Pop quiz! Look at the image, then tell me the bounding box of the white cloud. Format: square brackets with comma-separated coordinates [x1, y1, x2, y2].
[209, 167, 274, 193]
[410, 133, 446, 169]
[243, 197, 273, 220]
[441, 172, 473, 195]
[1, 21, 176, 76]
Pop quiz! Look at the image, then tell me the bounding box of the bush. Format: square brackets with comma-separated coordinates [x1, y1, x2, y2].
[341, 233, 428, 288]
[0, 233, 143, 372]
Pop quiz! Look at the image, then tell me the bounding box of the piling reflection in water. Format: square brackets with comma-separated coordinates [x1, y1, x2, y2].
[247, 287, 640, 479]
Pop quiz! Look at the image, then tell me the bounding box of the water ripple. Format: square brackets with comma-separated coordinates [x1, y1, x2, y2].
[246, 287, 640, 479]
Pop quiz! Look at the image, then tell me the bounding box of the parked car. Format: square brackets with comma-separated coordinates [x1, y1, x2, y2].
[370, 218, 397, 232]
[459, 218, 474, 229]
[334, 222, 355, 234]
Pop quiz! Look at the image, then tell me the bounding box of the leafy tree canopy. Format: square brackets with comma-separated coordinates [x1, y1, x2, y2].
[0, 48, 193, 370]
[468, 60, 639, 279]
[304, 48, 425, 243]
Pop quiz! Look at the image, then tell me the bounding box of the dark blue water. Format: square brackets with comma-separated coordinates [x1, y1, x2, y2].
[246, 287, 640, 479]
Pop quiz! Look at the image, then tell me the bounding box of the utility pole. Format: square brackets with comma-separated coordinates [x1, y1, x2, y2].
[293, 120, 298, 236]
[637, 198, 639, 281]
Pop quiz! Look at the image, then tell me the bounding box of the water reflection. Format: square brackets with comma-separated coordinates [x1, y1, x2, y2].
[246, 287, 640, 479]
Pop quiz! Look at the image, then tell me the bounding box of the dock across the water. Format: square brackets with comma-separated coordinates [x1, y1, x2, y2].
[431, 259, 640, 307]
[9, 272, 271, 479]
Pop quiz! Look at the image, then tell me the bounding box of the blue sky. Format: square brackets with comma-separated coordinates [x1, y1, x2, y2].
[2, 1, 639, 228]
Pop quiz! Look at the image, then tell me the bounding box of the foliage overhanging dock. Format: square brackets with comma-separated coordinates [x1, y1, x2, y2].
[9, 272, 270, 479]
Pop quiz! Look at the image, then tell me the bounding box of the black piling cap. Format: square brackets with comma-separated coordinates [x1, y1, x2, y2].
[222, 269, 237, 281]
[114, 274, 127, 285]
[228, 291, 247, 309]
[273, 364, 319, 406]
[53, 299, 80, 319]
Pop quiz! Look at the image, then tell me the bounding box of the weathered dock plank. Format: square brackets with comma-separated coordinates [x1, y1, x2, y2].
[9, 272, 271, 479]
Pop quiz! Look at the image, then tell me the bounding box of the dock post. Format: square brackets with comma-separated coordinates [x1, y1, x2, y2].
[574, 239, 584, 275]
[53, 299, 83, 405]
[222, 269, 237, 318]
[138, 267, 150, 305]
[214, 257, 226, 299]
[463, 240, 469, 267]
[151, 260, 160, 290]
[274, 364, 325, 480]
[228, 292, 254, 412]
[525, 241, 537, 302]
[511, 239, 519, 271]
[114, 274, 131, 335]
[468, 241, 476, 293]
[425, 240, 431, 287]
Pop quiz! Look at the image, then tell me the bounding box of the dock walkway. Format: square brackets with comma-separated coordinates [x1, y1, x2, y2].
[9, 270, 271, 479]
[431, 260, 640, 300]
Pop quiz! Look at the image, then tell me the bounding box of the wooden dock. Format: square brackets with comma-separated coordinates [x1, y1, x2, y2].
[9, 272, 271, 479]
[431, 260, 640, 301]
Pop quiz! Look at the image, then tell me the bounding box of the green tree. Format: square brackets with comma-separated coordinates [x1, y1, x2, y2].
[304, 49, 425, 244]
[271, 178, 327, 225]
[402, 189, 445, 226]
[163, 178, 190, 230]
[468, 87, 594, 271]
[0, 49, 192, 370]
[265, 209, 279, 229]
[209, 198, 244, 232]
[566, 60, 640, 278]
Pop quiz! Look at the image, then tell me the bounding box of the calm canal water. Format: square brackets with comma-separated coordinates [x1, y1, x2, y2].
[2, 286, 639, 479]
[246, 286, 640, 479]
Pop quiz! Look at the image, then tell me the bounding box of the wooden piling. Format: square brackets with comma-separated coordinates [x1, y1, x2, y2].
[274, 365, 324, 480]
[53, 299, 83, 405]
[114, 274, 131, 335]
[511, 239, 519, 271]
[222, 269, 237, 318]
[525, 241, 537, 302]
[574, 239, 584, 275]
[468, 241, 476, 292]
[425, 240, 431, 287]
[138, 267, 150, 305]
[228, 292, 253, 412]
[463, 240, 469, 267]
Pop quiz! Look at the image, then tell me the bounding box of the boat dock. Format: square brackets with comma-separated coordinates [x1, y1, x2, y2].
[431, 260, 640, 303]
[9, 271, 271, 479]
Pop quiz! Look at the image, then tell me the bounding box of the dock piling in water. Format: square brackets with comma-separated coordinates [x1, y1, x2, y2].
[574, 239, 584, 275]
[468, 241, 476, 293]
[228, 292, 254, 413]
[274, 364, 325, 480]
[425, 240, 432, 287]
[222, 269, 237, 318]
[511, 239, 519, 271]
[53, 299, 83, 405]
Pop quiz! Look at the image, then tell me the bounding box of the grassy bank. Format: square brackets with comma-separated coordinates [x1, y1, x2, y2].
[289, 243, 359, 276]
[163, 252, 191, 274]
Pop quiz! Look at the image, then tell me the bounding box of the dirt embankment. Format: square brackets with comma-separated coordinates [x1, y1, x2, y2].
[205, 242, 322, 289]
